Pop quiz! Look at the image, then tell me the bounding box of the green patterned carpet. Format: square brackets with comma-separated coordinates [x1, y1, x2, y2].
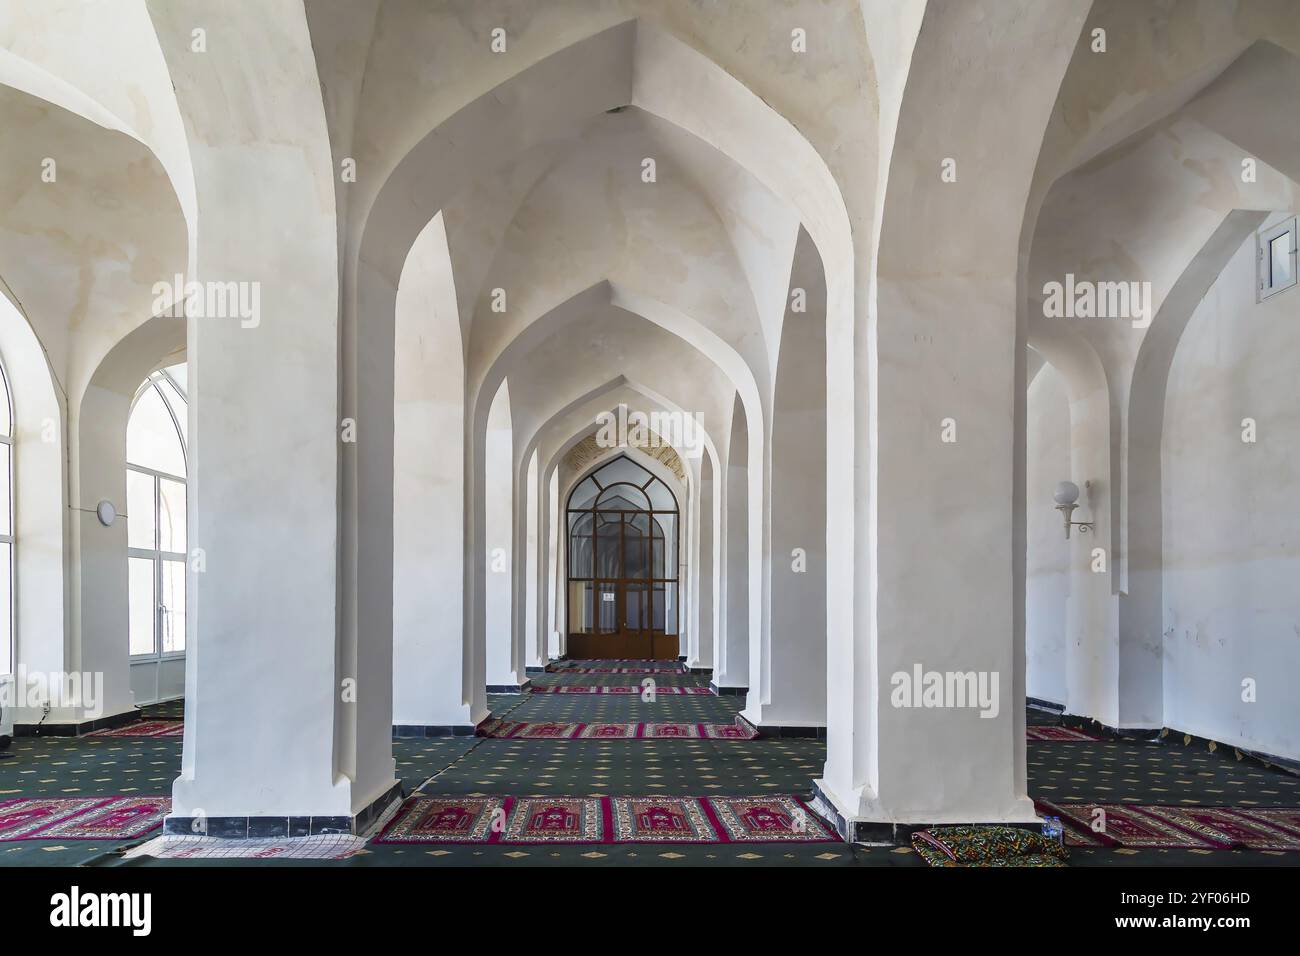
[2, 680, 1298, 866]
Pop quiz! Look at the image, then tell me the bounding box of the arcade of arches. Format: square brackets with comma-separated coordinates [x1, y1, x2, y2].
[0, 0, 1298, 867]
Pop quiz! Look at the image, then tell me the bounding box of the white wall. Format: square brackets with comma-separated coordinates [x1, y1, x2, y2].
[1162, 222, 1300, 761]
[130, 657, 184, 705]
[1025, 363, 1070, 706]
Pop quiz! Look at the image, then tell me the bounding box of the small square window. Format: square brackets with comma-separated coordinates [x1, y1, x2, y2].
[1259, 216, 1297, 301]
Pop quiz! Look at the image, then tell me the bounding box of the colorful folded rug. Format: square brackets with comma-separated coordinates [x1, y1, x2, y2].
[1027, 726, 1102, 742]
[375, 794, 838, 845]
[528, 684, 712, 695]
[0, 796, 170, 840]
[88, 720, 184, 738]
[1036, 799, 1300, 851]
[478, 717, 758, 740]
[911, 825, 1069, 867]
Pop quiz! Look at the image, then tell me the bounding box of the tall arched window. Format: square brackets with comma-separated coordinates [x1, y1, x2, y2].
[566, 454, 679, 660]
[127, 366, 187, 660]
[0, 358, 12, 677]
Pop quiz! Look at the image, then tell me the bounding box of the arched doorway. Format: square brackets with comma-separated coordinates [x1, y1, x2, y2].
[567, 455, 679, 660]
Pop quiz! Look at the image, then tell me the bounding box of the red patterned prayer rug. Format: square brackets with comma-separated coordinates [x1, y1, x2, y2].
[528, 684, 711, 695]
[1234, 807, 1300, 840]
[1036, 800, 1222, 849]
[376, 796, 505, 843]
[503, 798, 604, 843]
[708, 796, 839, 842]
[477, 718, 758, 740]
[1037, 800, 1300, 851]
[375, 795, 839, 845]
[1137, 806, 1300, 851]
[611, 797, 716, 842]
[32, 796, 170, 840]
[0, 797, 107, 840]
[88, 720, 184, 738]
[0, 796, 169, 841]
[1027, 726, 1102, 742]
[576, 722, 640, 739]
[702, 720, 760, 740]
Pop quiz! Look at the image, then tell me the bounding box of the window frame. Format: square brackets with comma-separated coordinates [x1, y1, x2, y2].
[1258, 216, 1297, 302]
[0, 358, 12, 677]
[564, 455, 680, 639]
[126, 371, 187, 663]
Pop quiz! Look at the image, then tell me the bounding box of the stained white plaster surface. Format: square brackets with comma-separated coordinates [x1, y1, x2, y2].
[1162, 225, 1300, 761]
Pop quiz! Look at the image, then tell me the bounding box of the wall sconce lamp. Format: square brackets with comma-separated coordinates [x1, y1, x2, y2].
[1053, 481, 1094, 539]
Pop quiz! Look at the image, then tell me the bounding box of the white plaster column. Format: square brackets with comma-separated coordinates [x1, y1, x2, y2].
[817, 0, 1089, 834]
[153, 1, 397, 830]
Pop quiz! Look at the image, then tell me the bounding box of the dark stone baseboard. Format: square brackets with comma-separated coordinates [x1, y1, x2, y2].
[524, 666, 546, 675]
[709, 682, 747, 697]
[754, 723, 826, 740]
[392, 723, 479, 739]
[809, 781, 1041, 845]
[1060, 713, 1161, 741]
[14, 707, 142, 738]
[688, 666, 713, 676]
[486, 682, 529, 694]
[164, 780, 404, 839]
[1027, 696, 1064, 714]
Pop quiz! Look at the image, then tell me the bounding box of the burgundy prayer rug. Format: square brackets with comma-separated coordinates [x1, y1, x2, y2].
[709, 796, 840, 842]
[1038, 800, 1300, 851]
[88, 720, 184, 738]
[528, 684, 711, 695]
[1038, 800, 1217, 849]
[504, 797, 604, 843]
[0, 797, 107, 840]
[377, 796, 505, 843]
[477, 718, 757, 740]
[1026, 726, 1101, 742]
[1234, 807, 1300, 840]
[376, 795, 838, 845]
[0, 796, 169, 841]
[33, 796, 170, 840]
[611, 797, 716, 842]
[1139, 806, 1300, 851]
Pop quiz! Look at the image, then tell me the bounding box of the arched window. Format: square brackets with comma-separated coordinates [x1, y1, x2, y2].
[0, 358, 11, 676]
[127, 366, 187, 660]
[566, 454, 679, 660]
